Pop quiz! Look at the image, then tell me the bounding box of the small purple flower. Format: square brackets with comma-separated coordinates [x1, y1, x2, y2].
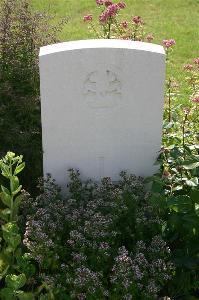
[96, 0, 104, 5]
[118, 2, 126, 9]
[83, 14, 93, 22]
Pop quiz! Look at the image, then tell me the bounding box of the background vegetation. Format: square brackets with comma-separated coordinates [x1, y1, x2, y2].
[31, 0, 199, 80]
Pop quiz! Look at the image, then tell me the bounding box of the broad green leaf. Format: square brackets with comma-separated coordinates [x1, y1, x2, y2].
[14, 195, 23, 209]
[16, 254, 36, 277]
[1, 185, 10, 196]
[1, 248, 14, 264]
[0, 164, 10, 179]
[151, 180, 164, 193]
[10, 176, 19, 193]
[0, 208, 11, 222]
[173, 185, 183, 191]
[5, 273, 26, 290]
[190, 190, 199, 203]
[183, 162, 199, 170]
[17, 291, 35, 300]
[167, 195, 192, 212]
[164, 122, 173, 129]
[14, 162, 25, 175]
[0, 288, 15, 300]
[186, 177, 198, 187]
[38, 295, 49, 300]
[0, 254, 10, 279]
[195, 204, 199, 217]
[2, 222, 21, 250]
[13, 195, 22, 220]
[12, 185, 22, 196]
[0, 192, 12, 208]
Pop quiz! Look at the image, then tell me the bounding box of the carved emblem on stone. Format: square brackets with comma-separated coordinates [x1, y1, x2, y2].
[84, 68, 122, 108]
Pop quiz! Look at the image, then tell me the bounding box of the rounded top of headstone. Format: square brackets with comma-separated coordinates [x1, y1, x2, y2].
[40, 39, 165, 57]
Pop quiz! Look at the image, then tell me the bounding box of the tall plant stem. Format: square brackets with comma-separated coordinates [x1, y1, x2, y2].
[168, 78, 172, 122]
[107, 20, 111, 39]
[182, 114, 188, 158]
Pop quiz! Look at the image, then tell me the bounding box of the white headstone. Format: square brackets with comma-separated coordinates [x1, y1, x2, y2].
[39, 39, 165, 189]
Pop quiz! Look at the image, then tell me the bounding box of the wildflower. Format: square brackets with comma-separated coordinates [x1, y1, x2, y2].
[136, 240, 146, 251]
[162, 170, 170, 178]
[194, 57, 199, 65]
[132, 264, 143, 280]
[134, 253, 148, 267]
[121, 20, 128, 29]
[104, 0, 113, 6]
[192, 95, 199, 103]
[162, 39, 176, 48]
[184, 64, 193, 71]
[108, 3, 119, 16]
[99, 11, 108, 23]
[146, 280, 159, 295]
[96, 0, 104, 5]
[83, 14, 93, 22]
[116, 246, 132, 264]
[118, 2, 126, 9]
[132, 16, 144, 25]
[99, 4, 119, 24]
[183, 107, 190, 115]
[150, 235, 167, 252]
[169, 38, 176, 45]
[146, 33, 154, 42]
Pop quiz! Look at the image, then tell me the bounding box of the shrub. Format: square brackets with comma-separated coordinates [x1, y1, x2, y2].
[0, 0, 67, 193]
[148, 56, 199, 298]
[21, 169, 173, 299]
[0, 152, 35, 300]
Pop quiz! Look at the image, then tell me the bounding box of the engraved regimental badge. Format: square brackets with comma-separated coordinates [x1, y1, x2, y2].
[84, 67, 122, 109]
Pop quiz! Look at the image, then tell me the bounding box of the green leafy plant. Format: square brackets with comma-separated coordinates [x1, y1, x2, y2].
[0, 0, 67, 193]
[147, 55, 199, 298]
[0, 152, 35, 300]
[21, 170, 173, 300]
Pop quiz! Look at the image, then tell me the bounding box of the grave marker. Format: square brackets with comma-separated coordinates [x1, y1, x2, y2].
[39, 39, 165, 189]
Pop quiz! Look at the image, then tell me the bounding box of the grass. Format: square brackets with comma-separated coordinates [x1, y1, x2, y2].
[31, 0, 198, 75]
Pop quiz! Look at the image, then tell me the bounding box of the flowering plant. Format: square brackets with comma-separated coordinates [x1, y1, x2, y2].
[21, 170, 173, 299]
[0, 152, 35, 300]
[147, 52, 199, 296]
[83, 0, 154, 42]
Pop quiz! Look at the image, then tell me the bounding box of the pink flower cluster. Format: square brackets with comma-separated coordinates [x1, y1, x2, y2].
[83, 14, 93, 22]
[118, 2, 126, 8]
[104, 0, 113, 6]
[132, 16, 144, 25]
[162, 39, 176, 48]
[96, 0, 126, 7]
[96, 0, 104, 5]
[121, 20, 128, 29]
[98, 1, 126, 24]
[184, 64, 193, 71]
[192, 95, 199, 103]
[194, 57, 199, 65]
[146, 34, 154, 42]
[184, 57, 199, 71]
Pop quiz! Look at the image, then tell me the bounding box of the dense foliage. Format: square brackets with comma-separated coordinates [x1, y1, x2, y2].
[0, 157, 174, 299]
[0, 0, 198, 299]
[0, 0, 66, 193]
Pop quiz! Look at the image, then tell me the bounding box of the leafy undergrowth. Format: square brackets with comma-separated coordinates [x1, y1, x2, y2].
[0, 152, 198, 299]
